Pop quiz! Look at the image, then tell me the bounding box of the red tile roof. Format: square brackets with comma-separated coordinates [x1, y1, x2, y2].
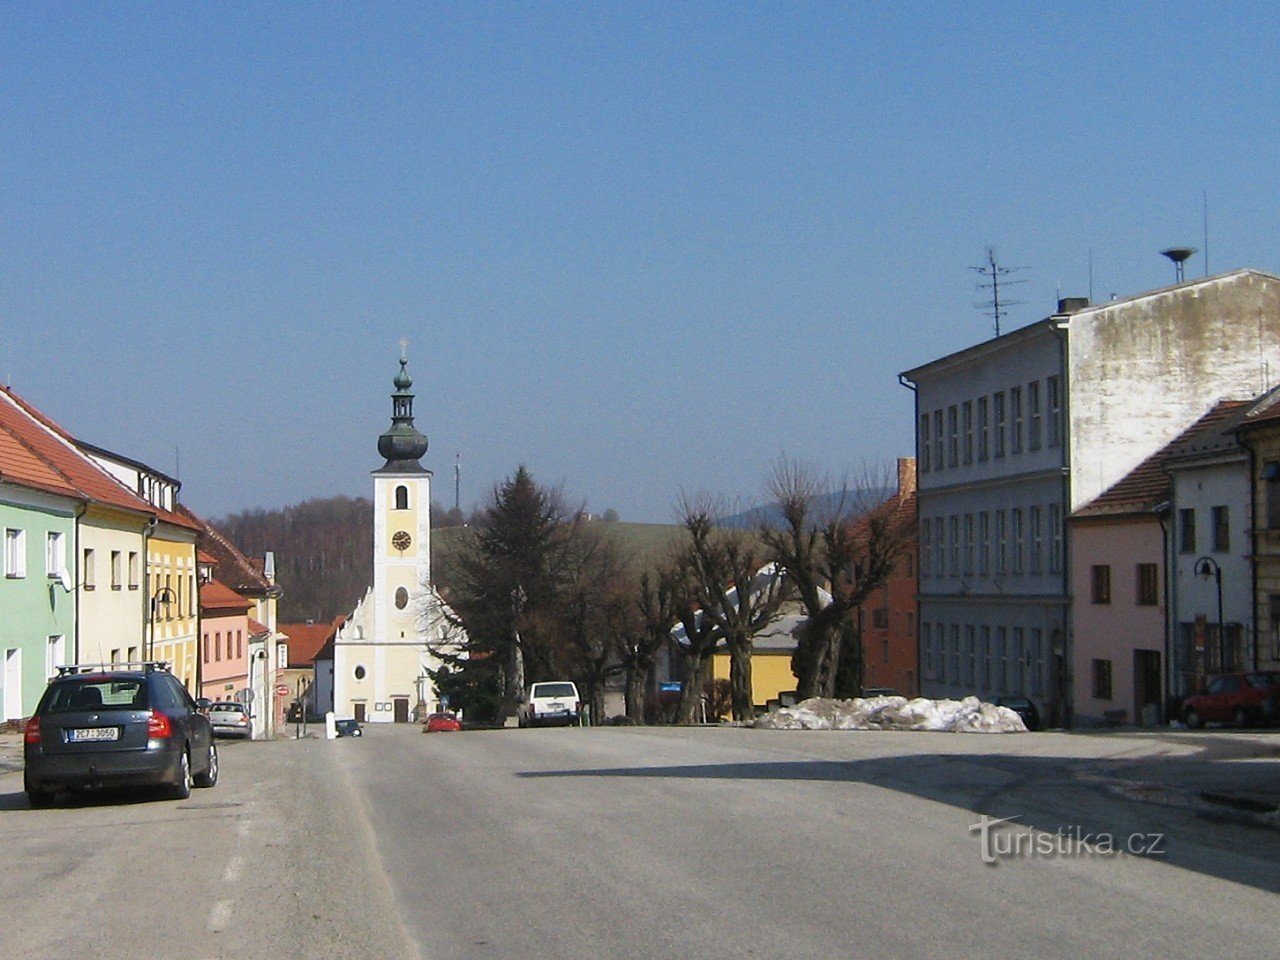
[249, 618, 270, 636]
[0, 417, 83, 500]
[0, 387, 154, 518]
[178, 504, 274, 596]
[279, 618, 342, 667]
[199, 578, 252, 613]
[1075, 400, 1249, 519]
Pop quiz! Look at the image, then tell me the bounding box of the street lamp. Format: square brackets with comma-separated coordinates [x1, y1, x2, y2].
[1194, 556, 1226, 676]
[148, 586, 177, 661]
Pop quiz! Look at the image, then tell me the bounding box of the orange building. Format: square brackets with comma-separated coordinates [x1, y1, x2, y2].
[857, 458, 919, 696]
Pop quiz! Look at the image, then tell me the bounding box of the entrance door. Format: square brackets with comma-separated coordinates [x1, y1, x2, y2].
[393, 697, 409, 723]
[1133, 649, 1162, 726]
[354, 702, 366, 722]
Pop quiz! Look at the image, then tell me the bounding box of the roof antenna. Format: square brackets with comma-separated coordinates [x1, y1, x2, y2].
[971, 246, 1028, 337]
[1160, 246, 1197, 283]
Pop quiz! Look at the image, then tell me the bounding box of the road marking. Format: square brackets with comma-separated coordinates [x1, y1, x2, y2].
[223, 855, 244, 883]
[207, 899, 233, 933]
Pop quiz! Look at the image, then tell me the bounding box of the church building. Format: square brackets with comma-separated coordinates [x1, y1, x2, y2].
[332, 352, 459, 723]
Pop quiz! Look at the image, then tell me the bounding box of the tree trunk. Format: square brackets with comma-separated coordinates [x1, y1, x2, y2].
[728, 639, 754, 722]
[832, 620, 863, 699]
[589, 682, 606, 726]
[625, 668, 647, 724]
[676, 651, 709, 725]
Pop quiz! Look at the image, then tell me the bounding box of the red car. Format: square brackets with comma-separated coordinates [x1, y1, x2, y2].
[1182, 672, 1280, 728]
[424, 712, 462, 732]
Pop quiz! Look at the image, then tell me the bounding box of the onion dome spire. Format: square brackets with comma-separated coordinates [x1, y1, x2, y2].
[375, 342, 429, 473]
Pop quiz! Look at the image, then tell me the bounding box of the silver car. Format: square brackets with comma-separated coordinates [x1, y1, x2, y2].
[207, 701, 253, 739]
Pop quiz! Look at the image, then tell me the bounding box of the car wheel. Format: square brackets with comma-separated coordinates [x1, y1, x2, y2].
[195, 742, 219, 788]
[24, 774, 54, 809]
[171, 748, 192, 800]
[1234, 707, 1250, 729]
[1183, 707, 1202, 729]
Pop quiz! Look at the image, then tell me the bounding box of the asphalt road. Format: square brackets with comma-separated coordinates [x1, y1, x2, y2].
[3, 724, 1280, 959]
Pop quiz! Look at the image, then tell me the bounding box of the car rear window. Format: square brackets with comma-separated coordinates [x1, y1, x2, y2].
[42, 678, 148, 713]
[211, 703, 246, 713]
[533, 683, 576, 698]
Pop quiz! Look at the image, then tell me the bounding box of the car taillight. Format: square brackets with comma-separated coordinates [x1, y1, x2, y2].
[23, 716, 40, 745]
[147, 710, 173, 738]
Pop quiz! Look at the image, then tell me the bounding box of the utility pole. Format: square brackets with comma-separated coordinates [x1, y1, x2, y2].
[454, 453, 461, 514]
[972, 246, 1028, 338]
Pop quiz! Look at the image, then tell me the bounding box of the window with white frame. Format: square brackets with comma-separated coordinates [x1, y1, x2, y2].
[933, 410, 944, 472]
[128, 551, 140, 590]
[962, 401, 973, 465]
[46, 635, 66, 678]
[83, 548, 96, 590]
[111, 550, 122, 590]
[949, 515, 960, 577]
[947, 406, 959, 468]
[994, 392, 1006, 458]
[995, 510, 1007, 575]
[1010, 386, 1023, 454]
[1012, 508, 1024, 574]
[921, 520, 932, 577]
[919, 415, 931, 472]
[963, 514, 974, 576]
[922, 622, 934, 678]
[4, 529, 26, 578]
[1049, 504, 1063, 573]
[996, 626, 1008, 692]
[964, 625, 976, 687]
[979, 512, 990, 576]
[980, 626, 992, 690]
[1028, 380, 1042, 451]
[1047, 375, 1061, 447]
[977, 396, 989, 462]
[46, 531, 65, 578]
[1030, 506, 1043, 574]
[949, 624, 961, 682]
[933, 517, 944, 576]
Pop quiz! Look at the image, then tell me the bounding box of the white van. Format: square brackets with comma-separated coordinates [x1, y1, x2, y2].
[518, 681, 582, 728]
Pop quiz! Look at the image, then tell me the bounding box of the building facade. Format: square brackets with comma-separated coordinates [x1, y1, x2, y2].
[334, 355, 456, 723]
[1238, 393, 1280, 673]
[903, 270, 1280, 724]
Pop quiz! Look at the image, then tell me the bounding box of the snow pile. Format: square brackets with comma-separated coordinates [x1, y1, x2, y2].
[754, 695, 1027, 733]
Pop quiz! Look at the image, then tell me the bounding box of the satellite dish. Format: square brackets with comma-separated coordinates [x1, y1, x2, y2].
[58, 570, 74, 593]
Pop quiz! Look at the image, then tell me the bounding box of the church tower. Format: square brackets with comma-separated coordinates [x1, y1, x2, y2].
[333, 347, 438, 723]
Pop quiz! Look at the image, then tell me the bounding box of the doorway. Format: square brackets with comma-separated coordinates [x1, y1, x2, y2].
[393, 697, 409, 723]
[354, 702, 366, 722]
[1133, 649, 1162, 726]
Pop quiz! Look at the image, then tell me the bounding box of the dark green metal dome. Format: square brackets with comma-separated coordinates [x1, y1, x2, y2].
[376, 357, 429, 473]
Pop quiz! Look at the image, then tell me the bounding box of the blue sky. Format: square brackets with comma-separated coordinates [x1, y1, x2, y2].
[3, 3, 1278, 522]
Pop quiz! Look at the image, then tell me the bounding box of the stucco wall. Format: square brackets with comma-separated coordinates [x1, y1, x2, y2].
[1071, 517, 1166, 726]
[1069, 272, 1280, 510]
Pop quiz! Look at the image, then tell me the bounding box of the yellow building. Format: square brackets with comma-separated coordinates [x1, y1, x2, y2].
[79, 444, 202, 691]
[710, 604, 806, 718]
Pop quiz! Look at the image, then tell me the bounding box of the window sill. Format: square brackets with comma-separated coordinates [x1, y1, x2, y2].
[83, 585, 95, 591]
[111, 585, 123, 591]
[128, 584, 139, 591]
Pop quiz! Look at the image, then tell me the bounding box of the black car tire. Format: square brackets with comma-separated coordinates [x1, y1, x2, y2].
[170, 748, 193, 800]
[195, 742, 218, 788]
[24, 774, 54, 809]
[1183, 707, 1203, 729]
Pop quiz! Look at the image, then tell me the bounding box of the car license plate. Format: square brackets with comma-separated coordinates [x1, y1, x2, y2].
[548, 702, 564, 710]
[69, 726, 119, 742]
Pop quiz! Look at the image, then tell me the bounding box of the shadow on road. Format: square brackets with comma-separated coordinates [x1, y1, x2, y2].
[519, 748, 1280, 894]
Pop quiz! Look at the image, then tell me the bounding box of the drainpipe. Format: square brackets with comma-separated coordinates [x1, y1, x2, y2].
[71, 502, 86, 664]
[142, 516, 156, 660]
[898, 372, 921, 694]
[1052, 319, 1072, 728]
[1244, 435, 1260, 671]
[1155, 502, 1172, 722]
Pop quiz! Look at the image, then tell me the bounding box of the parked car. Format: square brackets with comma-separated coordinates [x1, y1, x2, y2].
[518, 681, 582, 728]
[424, 712, 461, 732]
[23, 662, 218, 807]
[994, 696, 1041, 731]
[334, 718, 363, 737]
[861, 687, 901, 698]
[1182, 672, 1280, 728]
[208, 701, 253, 739]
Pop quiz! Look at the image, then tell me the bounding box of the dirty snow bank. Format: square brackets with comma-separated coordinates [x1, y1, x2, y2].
[754, 695, 1027, 733]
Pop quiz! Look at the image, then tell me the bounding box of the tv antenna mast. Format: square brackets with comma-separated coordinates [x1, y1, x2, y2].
[454, 453, 461, 514]
[971, 246, 1027, 338]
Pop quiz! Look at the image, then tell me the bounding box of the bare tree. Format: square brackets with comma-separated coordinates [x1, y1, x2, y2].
[761, 459, 912, 700]
[614, 568, 676, 723]
[678, 502, 784, 722]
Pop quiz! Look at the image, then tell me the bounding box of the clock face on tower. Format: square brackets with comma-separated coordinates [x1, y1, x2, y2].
[391, 530, 412, 551]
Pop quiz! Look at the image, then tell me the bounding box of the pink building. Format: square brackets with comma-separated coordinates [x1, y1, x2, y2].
[1071, 403, 1244, 726]
[199, 565, 252, 702]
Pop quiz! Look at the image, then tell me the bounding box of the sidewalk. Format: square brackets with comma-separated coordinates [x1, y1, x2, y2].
[0, 731, 22, 774]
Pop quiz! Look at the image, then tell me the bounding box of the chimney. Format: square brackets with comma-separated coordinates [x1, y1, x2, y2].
[897, 457, 917, 499]
[1056, 297, 1089, 314]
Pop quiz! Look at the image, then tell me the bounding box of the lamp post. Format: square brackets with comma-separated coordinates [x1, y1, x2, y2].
[1194, 556, 1226, 676]
[147, 586, 177, 662]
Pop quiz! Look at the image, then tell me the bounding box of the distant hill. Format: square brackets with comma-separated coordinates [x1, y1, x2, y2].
[216, 498, 683, 621]
[719, 487, 896, 530]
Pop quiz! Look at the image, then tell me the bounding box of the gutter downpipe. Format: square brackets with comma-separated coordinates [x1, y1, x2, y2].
[898, 373, 920, 695]
[72, 501, 86, 664]
[1052, 319, 1073, 728]
[1245, 434, 1260, 672]
[1155, 502, 1173, 723]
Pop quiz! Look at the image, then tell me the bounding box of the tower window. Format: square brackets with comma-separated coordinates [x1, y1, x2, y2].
[395, 587, 409, 609]
[395, 485, 409, 510]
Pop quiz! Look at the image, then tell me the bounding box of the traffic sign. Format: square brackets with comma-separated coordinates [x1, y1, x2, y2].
[276, 684, 290, 696]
